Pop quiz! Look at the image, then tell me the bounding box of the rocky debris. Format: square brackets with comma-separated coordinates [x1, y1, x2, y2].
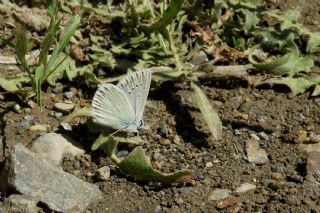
[234, 183, 256, 194]
[245, 139, 269, 165]
[306, 151, 320, 182]
[53, 102, 75, 113]
[95, 166, 111, 181]
[16, 115, 34, 134]
[3, 194, 38, 213]
[31, 133, 85, 166]
[0, 144, 103, 212]
[208, 188, 231, 201]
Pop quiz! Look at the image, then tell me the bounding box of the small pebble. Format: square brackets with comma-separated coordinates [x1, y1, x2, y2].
[117, 150, 129, 158]
[54, 102, 75, 113]
[209, 188, 231, 201]
[173, 135, 181, 145]
[257, 132, 269, 141]
[270, 172, 285, 180]
[245, 139, 269, 165]
[234, 183, 256, 194]
[250, 134, 260, 141]
[206, 162, 213, 168]
[95, 166, 110, 181]
[60, 122, 72, 131]
[159, 139, 171, 146]
[216, 197, 237, 209]
[29, 124, 47, 132]
[64, 91, 74, 99]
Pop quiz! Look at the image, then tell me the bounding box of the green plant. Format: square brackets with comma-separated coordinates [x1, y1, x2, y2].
[0, 1, 80, 107]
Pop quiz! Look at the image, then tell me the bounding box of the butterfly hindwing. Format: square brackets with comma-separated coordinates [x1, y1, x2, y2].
[91, 84, 135, 130]
[117, 69, 152, 123]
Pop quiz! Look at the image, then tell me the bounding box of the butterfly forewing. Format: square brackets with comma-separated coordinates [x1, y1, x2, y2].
[92, 84, 136, 130]
[117, 69, 152, 123]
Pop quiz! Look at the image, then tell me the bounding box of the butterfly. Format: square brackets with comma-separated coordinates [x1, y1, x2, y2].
[91, 69, 152, 133]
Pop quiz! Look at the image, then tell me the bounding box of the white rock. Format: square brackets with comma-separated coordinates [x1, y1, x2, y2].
[206, 162, 213, 168]
[245, 139, 269, 164]
[53, 102, 75, 113]
[29, 124, 47, 132]
[235, 183, 256, 194]
[31, 133, 85, 165]
[208, 188, 231, 201]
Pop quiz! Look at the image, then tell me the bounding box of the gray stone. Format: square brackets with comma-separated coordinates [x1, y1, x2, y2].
[0, 144, 103, 212]
[4, 194, 38, 213]
[257, 132, 269, 141]
[234, 183, 256, 194]
[208, 188, 231, 201]
[245, 139, 269, 165]
[31, 133, 85, 165]
[95, 166, 110, 181]
[16, 116, 34, 134]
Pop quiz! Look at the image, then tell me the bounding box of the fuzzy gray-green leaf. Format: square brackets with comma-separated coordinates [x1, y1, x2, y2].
[191, 80, 222, 141]
[119, 146, 192, 183]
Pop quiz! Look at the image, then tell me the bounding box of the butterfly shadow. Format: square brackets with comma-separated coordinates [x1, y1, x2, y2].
[149, 81, 210, 148]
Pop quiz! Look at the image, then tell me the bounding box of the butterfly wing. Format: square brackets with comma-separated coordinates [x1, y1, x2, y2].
[91, 84, 136, 131]
[117, 69, 152, 124]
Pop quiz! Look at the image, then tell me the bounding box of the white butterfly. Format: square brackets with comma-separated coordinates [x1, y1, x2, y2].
[91, 69, 152, 133]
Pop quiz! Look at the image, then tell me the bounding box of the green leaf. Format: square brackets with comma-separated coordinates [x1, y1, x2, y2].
[91, 133, 108, 151]
[34, 65, 45, 105]
[0, 75, 30, 92]
[306, 32, 320, 53]
[100, 136, 121, 163]
[190, 80, 222, 141]
[264, 10, 301, 31]
[149, 0, 184, 32]
[119, 146, 192, 183]
[249, 42, 314, 76]
[14, 25, 31, 76]
[46, 15, 81, 76]
[45, 0, 58, 17]
[152, 70, 186, 81]
[38, 18, 60, 66]
[255, 76, 316, 95]
[46, 53, 77, 86]
[253, 28, 295, 50]
[57, 15, 81, 52]
[63, 107, 92, 123]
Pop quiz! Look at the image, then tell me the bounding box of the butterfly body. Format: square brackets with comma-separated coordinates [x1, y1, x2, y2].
[92, 69, 152, 133]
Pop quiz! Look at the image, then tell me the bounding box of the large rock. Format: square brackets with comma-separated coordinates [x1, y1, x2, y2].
[0, 144, 103, 212]
[31, 133, 85, 165]
[4, 194, 38, 213]
[306, 151, 320, 182]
